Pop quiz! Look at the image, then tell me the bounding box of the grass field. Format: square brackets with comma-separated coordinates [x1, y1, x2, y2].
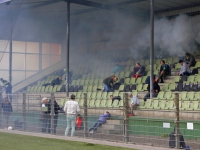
[0, 132, 136, 150]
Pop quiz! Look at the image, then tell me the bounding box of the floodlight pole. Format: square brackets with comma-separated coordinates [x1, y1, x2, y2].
[66, 0, 70, 97]
[150, 0, 154, 99]
[9, 39, 12, 94]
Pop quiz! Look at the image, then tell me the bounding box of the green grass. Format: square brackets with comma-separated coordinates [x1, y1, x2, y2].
[0, 132, 135, 150]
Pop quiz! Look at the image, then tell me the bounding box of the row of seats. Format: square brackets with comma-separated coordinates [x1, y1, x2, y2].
[26, 85, 62, 93]
[140, 99, 200, 111]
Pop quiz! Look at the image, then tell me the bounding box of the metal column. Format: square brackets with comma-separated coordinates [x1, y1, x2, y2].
[66, 0, 70, 97]
[174, 93, 180, 149]
[9, 39, 12, 94]
[83, 93, 88, 137]
[50, 93, 55, 134]
[150, 0, 154, 99]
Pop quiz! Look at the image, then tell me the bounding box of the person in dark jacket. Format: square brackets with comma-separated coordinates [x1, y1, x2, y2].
[103, 75, 118, 92]
[184, 52, 196, 67]
[40, 97, 51, 133]
[144, 77, 160, 101]
[88, 111, 111, 133]
[1, 97, 12, 128]
[43, 76, 62, 87]
[49, 98, 60, 134]
[169, 127, 186, 149]
[145, 74, 156, 84]
[132, 63, 145, 79]
[110, 95, 121, 104]
[0, 78, 12, 94]
[158, 60, 170, 83]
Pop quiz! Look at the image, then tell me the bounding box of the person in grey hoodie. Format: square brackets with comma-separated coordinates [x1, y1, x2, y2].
[178, 60, 191, 76]
[88, 111, 111, 133]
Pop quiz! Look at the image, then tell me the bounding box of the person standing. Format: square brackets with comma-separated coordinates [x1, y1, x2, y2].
[1, 97, 12, 128]
[64, 94, 80, 137]
[0, 78, 12, 94]
[49, 98, 60, 134]
[40, 97, 51, 133]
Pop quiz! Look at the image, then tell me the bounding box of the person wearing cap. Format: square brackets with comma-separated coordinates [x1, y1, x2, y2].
[0, 78, 12, 94]
[1, 97, 12, 128]
[40, 97, 51, 133]
[128, 93, 139, 116]
[183, 52, 196, 67]
[64, 94, 80, 137]
[178, 60, 191, 76]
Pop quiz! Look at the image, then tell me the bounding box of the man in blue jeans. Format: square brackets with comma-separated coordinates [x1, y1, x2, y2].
[88, 111, 111, 134]
[64, 94, 80, 137]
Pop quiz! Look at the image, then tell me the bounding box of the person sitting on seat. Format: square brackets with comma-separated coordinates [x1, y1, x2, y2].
[128, 93, 139, 116]
[169, 127, 186, 149]
[132, 63, 145, 79]
[144, 77, 160, 101]
[110, 95, 121, 104]
[158, 60, 170, 83]
[178, 60, 191, 76]
[0, 78, 12, 94]
[184, 52, 196, 67]
[88, 111, 111, 134]
[103, 75, 118, 92]
[43, 76, 62, 87]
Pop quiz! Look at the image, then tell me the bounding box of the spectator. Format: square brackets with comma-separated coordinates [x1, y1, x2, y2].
[103, 75, 118, 92]
[64, 94, 80, 137]
[76, 114, 83, 130]
[158, 60, 170, 83]
[0, 78, 12, 94]
[132, 63, 145, 79]
[128, 93, 139, 116]
[88, 111, 111, 134]
[144, 77, 160, 101]
[1, 97, 12, 128]
[40, 97, 51, 133]
[169, 127, 186, 149]
[145, 74, 156, 84]
[43, 76, 62, 87]
[49, 98, 60, 134]
[112, 62, 126, 73]
[184, 52, 196, 67]
[110, 95, 121, 104]
[178, 60, 191, 76]
[60, 69, 73, 81]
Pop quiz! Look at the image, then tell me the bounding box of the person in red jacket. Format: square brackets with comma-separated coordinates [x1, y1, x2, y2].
[76, 114, 82, 130]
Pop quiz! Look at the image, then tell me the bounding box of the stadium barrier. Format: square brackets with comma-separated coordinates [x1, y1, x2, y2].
[0, 93, 200, 149]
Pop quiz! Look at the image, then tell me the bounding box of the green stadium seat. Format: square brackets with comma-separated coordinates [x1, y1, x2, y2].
[119, 100, 123, 107]
[87, 85, 93, 92]
[59, 99, 66, 107]
[124, 71, 131, 78]
[96, 92, 102, 100]
[144, 60, 150, 66]
[154, 91, 165, 100]
[84, 79, 89, 85]
[40, 86, 45, 92]
[188, 101, 194, 111]
[130, 78, 136, 84]
[193, 101, 200, 111]
[101, 100, 107, 107]
[88, 99, 95, 107]
[118, 85, 125, 91]
[113, 91, 119, 97]
[146, 65, 150, 71]
[76, 92, 82, 99]
[124, 78, 131, 85]
[44, 86, 50, 93]
[79, 99, 84, 107]
[173, 76, 181, 83]
[168, 100, 175, 110]
[52, 85, 58, 93]
[94, 79, 99, 85]
[36, 86, 42, 92]
[90, 92, 97, 100]
[175, 63, 181, 70]
[133, 84, 143, 92]
[139, 100, 145, 109]
[195, 62, 200, 68]
[167, 83, 176, 91]
[26, 86, 31, 92]
[162, 84, 169, 91]
[136, 78, 142, 84]
[160, 101, 166, 109]
[37, 81, 42, 86]
[146, 100, 153, 109]
[119, 72, 125, 78]
[87, 92, 92, 99]
[142, 84, 148, 91]
[79, 80, 84, 85]
[89, 79, 94, 85]
[124, 66, 130, 72]
[163, 91, 172, 100]
[194, 92, 200, 101]
[83, 86, 88, 92]
[95, 100, 101, 107]
[32, 86, 37, 92]
[92, 85, 98, 92]
[184, 76, 195, 84]
[187, 92, 194, 100]
[101, 92, 108, 100]
[141, 76, 148, 83]
[179, 92, 187, 101]
[195, 76, 200, 83]
[29, 86, 35, 92]
[153, 100, 160, 109]
[56, 85, 62, 92]
[180, 101, 188, 110]
[107, 100, 113, 107]
[112, 100, 119, 107]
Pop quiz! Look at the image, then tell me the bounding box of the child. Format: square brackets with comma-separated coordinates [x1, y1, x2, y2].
[76, 114, 82, 130]
[88, 111, 111, 134]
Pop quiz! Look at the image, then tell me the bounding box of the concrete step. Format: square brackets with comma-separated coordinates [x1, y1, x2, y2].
[106, 119, 123, 125]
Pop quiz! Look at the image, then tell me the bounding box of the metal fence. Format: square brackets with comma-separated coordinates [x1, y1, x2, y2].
[0, 92, 200, 149]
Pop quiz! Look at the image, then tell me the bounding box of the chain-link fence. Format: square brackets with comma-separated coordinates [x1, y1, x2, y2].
[1, 92, 200, 149]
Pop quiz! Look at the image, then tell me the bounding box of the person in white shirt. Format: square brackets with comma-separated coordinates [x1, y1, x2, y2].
[64, 94, 80, 137]
[128, 93, 139, 116]
[178, 60, 191, 76]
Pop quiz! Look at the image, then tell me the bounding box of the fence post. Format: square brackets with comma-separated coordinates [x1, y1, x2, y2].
[174, 93, 180, 149]
[50, 93, 55, 134]
[0, 93, 2, 128]
[123, 93, 129, 143]
[22, 93, 26, 131]
[83, 93, 88, 137]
